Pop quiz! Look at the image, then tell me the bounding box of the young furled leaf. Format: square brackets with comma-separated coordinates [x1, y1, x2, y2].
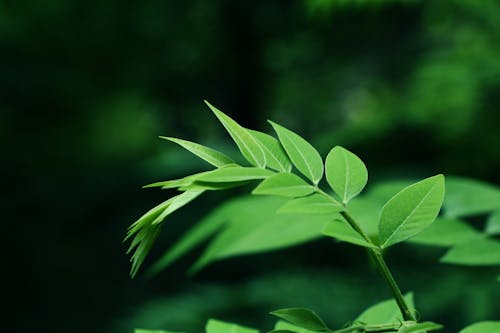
[159, 136, 234, 167]
[270, 308, 328, 331]
[205, 100, 266, 168]
[440, 236, 500, 266]
[322, 220, 378, 249]
[277, 194, 342, 215]
[485, 209, 500, 235]
[325, 146, 368, 204]
[378, 175, 445, 248]
[269, 121, 323, 185]
[252, 173, 316, 198]
[205, 319, 259, 333]
[397, 321, 443, 333]
[249, 129, 292, 172]
[459, 321, 500, 333]
[195, 166, 273, 182]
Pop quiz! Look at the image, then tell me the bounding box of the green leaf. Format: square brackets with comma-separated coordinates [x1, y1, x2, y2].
[268, 330, 297, 333]
[159, 136, 234, 167]
[444, 177, 500, 218]
[252, 173, 316, 198]
[249, 129, 292, 172]
[325, 146, 368, 204]
[135, 329, 183, 333]
[485, 209, 500, 235]
[269, 121, 323, 185]
[408, 218, 480, 247]
[189, 196, 330, 273]
[205, 100, 266, 168]
[378, 175, 445, 248]
[127, 223, 162, 278]
[459, 321, 500, 333]
[355, 293, 415, 325]
[322, 220, 378, 249]
[152, 190, 204, 225]
[440, 236, 500, 266]
[277, 194, 342, 215]
[398, 321, 443, 333]
[196, 166, 274, 182]
[274, 321, 316, 333]
[270, 308, 328, 331]
[205, 319, 259, 333]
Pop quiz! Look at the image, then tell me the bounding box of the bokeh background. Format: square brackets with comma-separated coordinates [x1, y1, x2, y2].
[4, 0, 500, 332]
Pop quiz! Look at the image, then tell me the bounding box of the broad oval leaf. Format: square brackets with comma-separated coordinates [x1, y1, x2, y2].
[322, 220, 378, 249]
[159, 136, 234, 167]
[408, 218, 480, 247]
[440, 236, 500, 266]
[195, 166, 274, 182]
[398, 321, 443, 333]
[459, 321, 500, 333]
[356, 293, 415, 325]
[270, 308, 328, 332]
[205, 319, 259, 333]
[278, 194, 342, 215]
[485, 209, 500, 235]
[269, 121, 323, 185]
[444, 177, 500, 218]
[252, 173, 315, 198]
[378, 175, 445, 248]
[205, 100, 266, 168]
[249, 129, 292, 172]
[325, 146, 368, 204]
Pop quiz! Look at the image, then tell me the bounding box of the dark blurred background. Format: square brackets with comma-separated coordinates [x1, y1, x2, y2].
[3, 0, 500, 332]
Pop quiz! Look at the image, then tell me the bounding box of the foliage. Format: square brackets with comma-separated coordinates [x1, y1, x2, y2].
[126, 102, 500, 332]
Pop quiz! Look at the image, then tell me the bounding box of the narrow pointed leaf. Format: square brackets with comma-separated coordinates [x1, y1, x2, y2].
[205, 100, 266, 168]
[152, 190, 204, 225]
[126, 200, 170, 237]
[253, 173, 315, 198]
[356, 293, 415, 325]
[444, 177, 500, 218]
[160, 136, 234, 167]
[322, 220, 378, 249]
[398, 322, 443, 333]
[440, 236, 500, 266]
[127, 223, 162, 277]
[249, 129, 292, 172]
[408, 218, 480, 247]
[205, 319, 259, 333]
[485, 209, 500, 235]
[269, 121, 323, 185]
[459, 321, 500, 333]
[274, 321, 315, 333]
[195, 166, 274, 182]
[378, 175, 445, 248]
[325, 146, 368, 204]
[278, 194, 343, 215]
[270, 308, 328, 331]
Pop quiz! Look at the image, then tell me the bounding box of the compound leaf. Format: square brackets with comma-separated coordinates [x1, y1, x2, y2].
[459, 321, 500, 333]
[253, 173, 315, 198]
[378, 175, 445, 248]
[278, 194, 342, 215]
[322, 220, 378, 249]
[269, 121, 323, 185]
[325, 146, 368, 204]
[249, 129, 292, 172]
[159, 136, 234, 167]
[270, 308, 328, 331]
[440, 236, 500, 266]
[205, 319, 259, 333]
[205, 100, 266, 168]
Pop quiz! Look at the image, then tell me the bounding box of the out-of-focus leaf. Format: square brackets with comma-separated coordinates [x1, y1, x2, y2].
[378, 175, 445, 248]
[135, 329, 183, 333]
[205, 100, 266, 168]
[159, 136, 234, 167]
[274, 321, 316, 333]
[205, 319, 259, 333]
[253, 173, 315, 198]
[322, 220, 378, 249]
[485, 209, 500, 235]
[190, 196, 330, 273]
[249, 129, 292, 172]
[325, 146, 368, 204]
[269, 121, 323, 185]
[440, 236, 500, 266]
[408, 218, 480, 247]
[278, 194, 342, 215]
[459, 321, 500, 333]
[444, 177, 500, 218]
[397, 321, 443, 332]
[270, 308, 328, 331]
[355, 293, 415, 325]
[195, 166, 274, 182]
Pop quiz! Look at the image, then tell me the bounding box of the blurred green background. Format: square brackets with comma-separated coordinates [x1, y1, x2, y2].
[4, 0, 499, 332]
